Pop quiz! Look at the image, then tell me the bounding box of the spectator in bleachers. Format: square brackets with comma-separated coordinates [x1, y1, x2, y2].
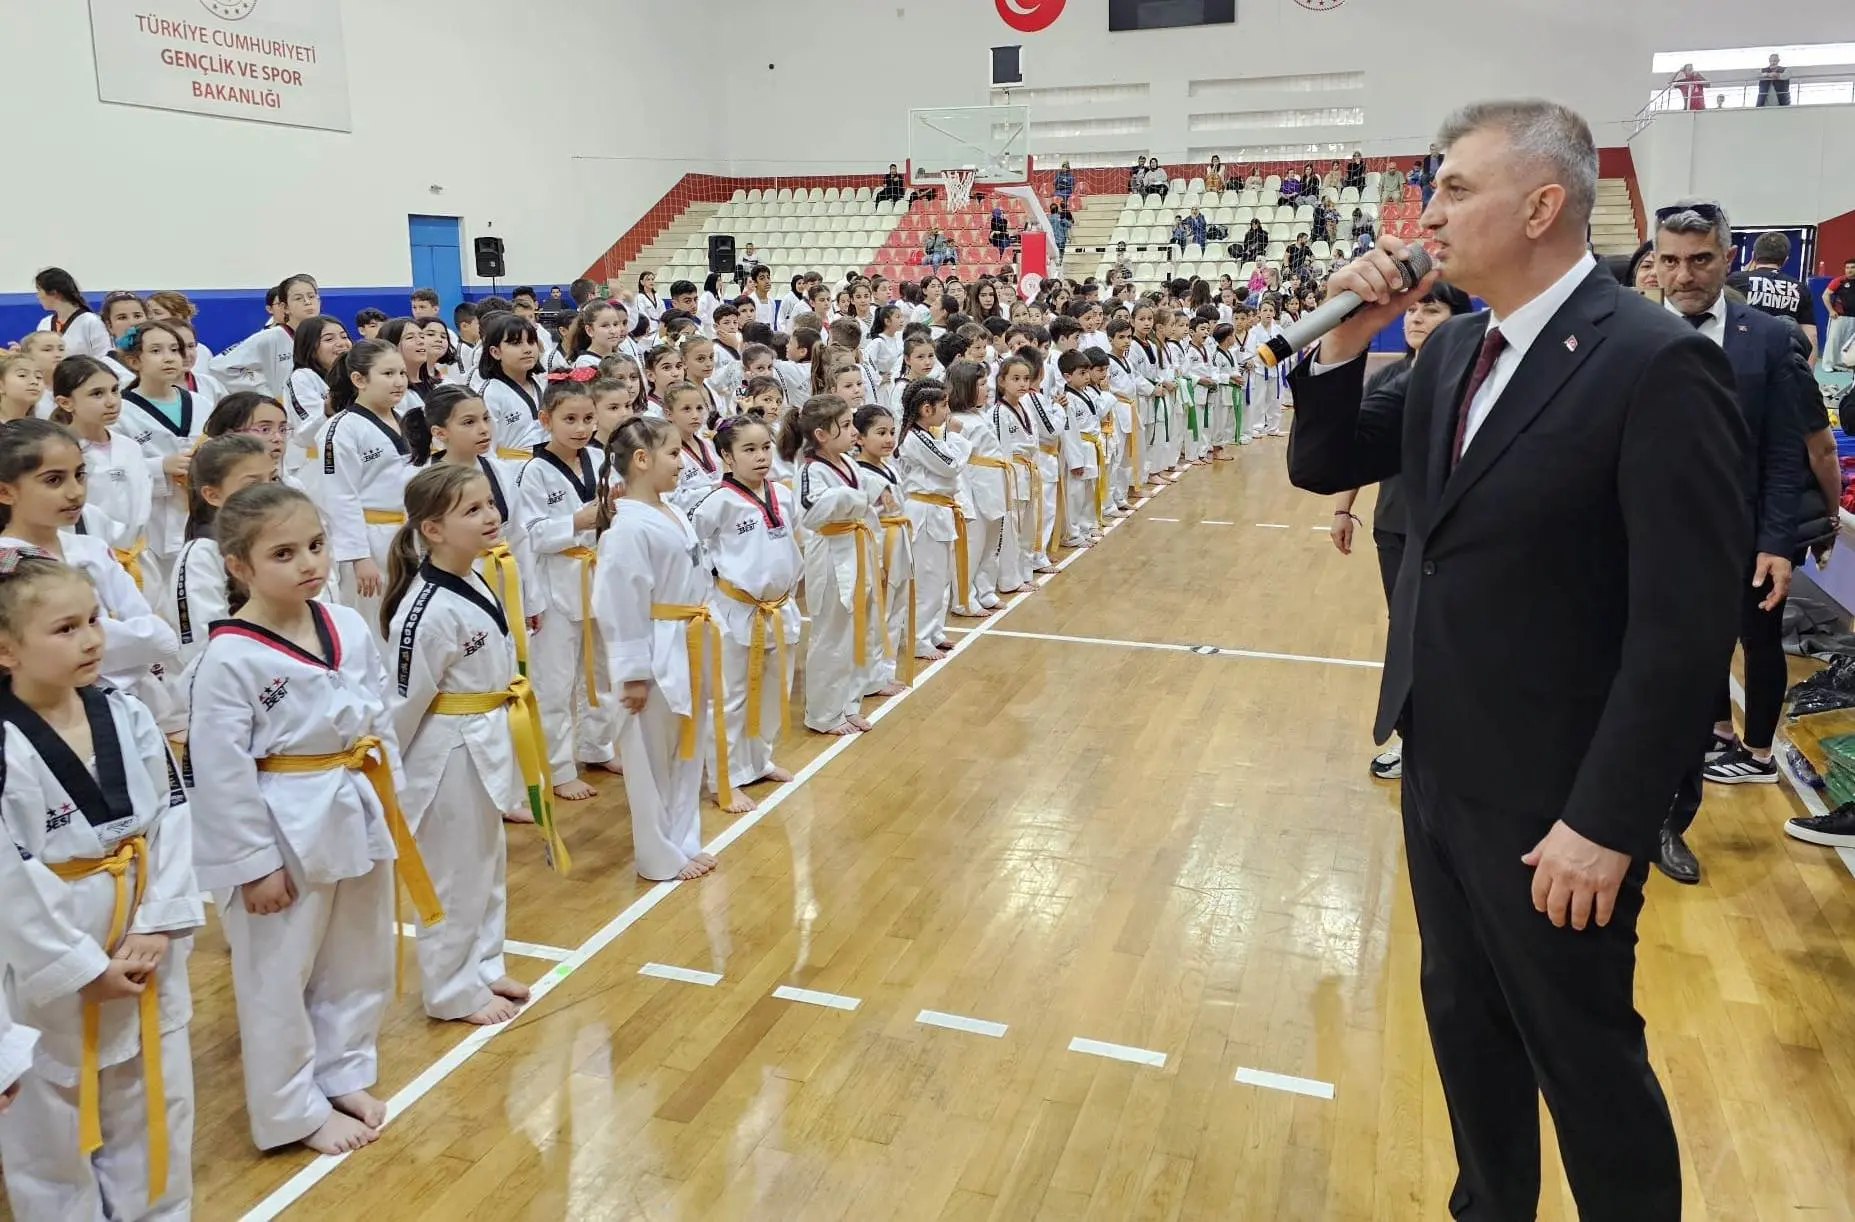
[1238, 218, 1268, 262]
[989, 205, 1011, 252]
[1049, 201, 1073, 254]
[1277, 168, 1301, 206]
[1286, 234, 1314, 276]
[1420, 143, 1443, 206]
[1758, 55, 1791, 107]
[1142, 161, 1171, 201]
[1188, 208, 1208, 248]
[1314, 196, 1340, 243]
[1053, 162, 1076, 205]
[1169, 216, 1190, 257]
[1352, 225, 1376, 258]
[1671, 63, 1708, 109]
[1380, 162, 1405, 205]
[1128, 156, 1147, 194]
[1205, 155, 1225, 193]
[925, 227, 957, 271]
[1350, 206, 1375, 243]
[1343, 151, 1367, 191]
[1298, 163, 1322, 203]
[878, 163, 906, 204]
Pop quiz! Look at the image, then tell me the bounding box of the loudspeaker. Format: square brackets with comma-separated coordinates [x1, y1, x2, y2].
[707, 234, 737, 274]
[474, 236, 505, 278]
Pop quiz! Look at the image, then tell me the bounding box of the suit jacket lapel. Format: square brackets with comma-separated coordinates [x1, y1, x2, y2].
[1431, 270, 1616, 531]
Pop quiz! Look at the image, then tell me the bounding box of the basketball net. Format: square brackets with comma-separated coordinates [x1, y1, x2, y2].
[941, 169, 976, 211]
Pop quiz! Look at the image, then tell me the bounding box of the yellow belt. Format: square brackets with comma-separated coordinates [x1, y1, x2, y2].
[1038, 440, 1061, 455]
[363, 508, 406, 526]
[111, 534, 147, 590]
[1088, 435, 1109, 522]
[908, 492, 968, 612]
[716, 579, 792, 739]
[816, 519, 888, 665]
[1013, 454, 1044, 549]
[495, 445, 531, 462]
[48, 836, 166, 1204]
[880, 514, 916, 685]
[256, 738, 444, 989]
[968, 454, 1016, 504]
[478, 543, 529, 677]
[649, 603, 732, 807]
[430, 678, 570, 874]
[560, 545, 600, 707]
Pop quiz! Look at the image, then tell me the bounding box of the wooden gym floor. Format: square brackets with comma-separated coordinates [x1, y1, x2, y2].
[7, 443, 1855, 1221]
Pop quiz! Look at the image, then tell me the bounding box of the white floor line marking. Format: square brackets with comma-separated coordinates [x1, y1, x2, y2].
[240, 443, 1176, 1222]
[1149, 517, 1181, 522]
[980, 628, 1382, 670]
[1310, 525, 1332, 531]
[916, 1009, 1009, 1038]
[1253, 522, 1289, 528]
[1068, 1036, 1168, 1068]
[1200, 519, 1235, 525]
[772, 985, 861, 1011]
[1735, 675, 1855, 881]
[1235, 1066, 1335, 1099]
[394, 923, 571, 963]
[638, 962, 723, 987]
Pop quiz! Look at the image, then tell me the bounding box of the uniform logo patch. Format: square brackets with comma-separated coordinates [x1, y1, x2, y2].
[260, 677, 289, 710]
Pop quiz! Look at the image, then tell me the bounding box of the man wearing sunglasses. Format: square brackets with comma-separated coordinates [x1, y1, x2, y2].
[1653, 199, 1812, 875]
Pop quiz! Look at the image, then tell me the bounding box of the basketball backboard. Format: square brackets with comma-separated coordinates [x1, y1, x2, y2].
[906, 105, 1031, 187]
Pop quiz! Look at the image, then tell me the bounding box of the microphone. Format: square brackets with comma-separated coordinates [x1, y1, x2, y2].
[1255, 246, 1434, 367]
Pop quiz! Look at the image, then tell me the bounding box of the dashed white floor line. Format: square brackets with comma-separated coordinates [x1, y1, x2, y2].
[1309, 525, 1332, 531]
[978, 628, 1382, 670]
[1068, 1037, 1168, 1068]
[1235, 1066, 1335, 1099]
[1149, 517, 1181, 523]
[1253, 522, 1289, 528]
[395, 924, 572, 963]
[772, 985, 861, 1011]
[239, 453, 1178, 1222]
[638, 962, 722, 987]
[1201, 519, 1236, 525]
[916, 1009, 1010, 1038]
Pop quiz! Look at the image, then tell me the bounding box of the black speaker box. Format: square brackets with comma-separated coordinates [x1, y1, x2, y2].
[708, 234, 737, 274]
[474, 236, 505, 278]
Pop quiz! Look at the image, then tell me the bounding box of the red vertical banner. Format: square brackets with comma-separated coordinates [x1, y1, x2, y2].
[1019, 229, 1048, 283]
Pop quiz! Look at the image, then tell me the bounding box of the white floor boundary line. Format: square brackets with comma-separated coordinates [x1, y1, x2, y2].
[978, 628, 1383, 670]
[771, 985, 861, 1011]
[1732, 675, 1855, 880]
[916, 1009, 1009, 1038]
[1254, 522, 1289, 529]
[394, 924, 572, 963]
[1067, 1036, 1168, 1068]
[240, 462, 1175, 1221]
[1235, 1066, 1335, 1099]
[638, 962, 722, 987]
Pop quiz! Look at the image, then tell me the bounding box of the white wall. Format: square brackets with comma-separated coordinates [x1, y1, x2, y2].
[1632, 105, 1855, 228]
[0, 0, 726, 291]
[721, 0, 1855, 173]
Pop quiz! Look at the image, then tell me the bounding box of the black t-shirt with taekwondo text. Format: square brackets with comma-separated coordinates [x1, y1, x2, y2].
[1727, 267, 1814, 328]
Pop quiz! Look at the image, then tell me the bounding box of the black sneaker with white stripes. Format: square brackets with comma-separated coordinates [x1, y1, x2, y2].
[1785, 802, 1855, 848]
[1701, 744, 1777, 784]
[1704, 731, 1740, 764]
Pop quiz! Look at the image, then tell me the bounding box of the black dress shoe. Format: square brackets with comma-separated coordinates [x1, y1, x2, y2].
[1657, 824, 1700, 885]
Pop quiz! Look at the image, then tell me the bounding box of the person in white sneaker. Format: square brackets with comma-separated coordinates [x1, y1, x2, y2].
[1320, 279, 1476, 781]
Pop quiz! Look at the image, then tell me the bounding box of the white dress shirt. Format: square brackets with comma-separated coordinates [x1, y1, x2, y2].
[1458, 251, 1594, 455]
[1665, 292, 1725, 348]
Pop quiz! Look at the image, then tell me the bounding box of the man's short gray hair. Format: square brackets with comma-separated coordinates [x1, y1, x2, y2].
[1656, 197, 1732, 250]
[1437, 99, 1598, 226]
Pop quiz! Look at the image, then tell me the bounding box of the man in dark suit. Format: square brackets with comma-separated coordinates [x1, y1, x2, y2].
[1653, 199, 1807, 881]
[1287, 100, 1749, 1221]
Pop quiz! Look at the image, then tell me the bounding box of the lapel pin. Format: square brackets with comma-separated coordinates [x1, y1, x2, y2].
[1564, 335, 1577, 352]
[1737, 324, 1748, 331]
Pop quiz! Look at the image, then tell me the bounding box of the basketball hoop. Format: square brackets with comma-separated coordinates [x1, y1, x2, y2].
[941, 169, 977, 211]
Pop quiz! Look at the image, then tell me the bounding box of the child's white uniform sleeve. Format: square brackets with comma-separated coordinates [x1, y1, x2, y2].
[96, 553, 179, 675]
[593, 521, 655, 685]
[0, 992, 38, 1096]
[516, 460, 577, 558]
[185, 651, 284, 891]
[387, 593, 455, 765]
[317, 416, 370, 565]
[124, 695, 203, 935]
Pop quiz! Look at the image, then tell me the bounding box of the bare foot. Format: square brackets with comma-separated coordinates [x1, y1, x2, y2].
[935, 640, 956, 651]
[304, 1112, 377, 1155]
[675, 854, 718, 880]
[490, 976, 531, 1002]
[952, 606, 993, 618]
[761, 766, 795, 782]
[583, 758, 623, 776]
[502, 808, 537, 825]
[330, 1090, 387, 1130]
[811, 720, 859, 735]
[554, 779, 597, 801]
[873, 682, 906, 696]
[1034, 564, 1061, 574]
[846, 714, 872, 731]
[461, 996, 521, 1025]
[718, 791, 758, 813]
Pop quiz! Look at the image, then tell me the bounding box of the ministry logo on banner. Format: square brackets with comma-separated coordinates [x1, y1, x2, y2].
[88, 0, 351, 132]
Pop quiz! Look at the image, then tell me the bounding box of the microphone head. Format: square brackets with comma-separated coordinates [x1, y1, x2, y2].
[1396, 245, 1434, 292]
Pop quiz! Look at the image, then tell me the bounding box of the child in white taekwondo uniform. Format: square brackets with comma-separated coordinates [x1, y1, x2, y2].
[186, 483, 439, 1157]
[384, 464, 561, 1027]
[0, 550, 201, 1222]
[853, 405, 914, 697]
[594, 417, 722, 882]
[515, 382, 618, 802]
[895, 379, 969, 660]
[691, 416, 802, 811]
[316, 341, 415, 634]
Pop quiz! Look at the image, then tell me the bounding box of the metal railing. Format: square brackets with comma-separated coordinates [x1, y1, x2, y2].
[1635, 70, 1855, 133]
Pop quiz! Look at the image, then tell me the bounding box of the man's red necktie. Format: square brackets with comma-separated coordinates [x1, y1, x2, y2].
[1450, 327, 1508, 469]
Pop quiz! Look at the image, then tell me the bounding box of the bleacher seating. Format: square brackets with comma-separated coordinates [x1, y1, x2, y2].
[658, 186, 905, 285]
[865, 195, 1032, 283]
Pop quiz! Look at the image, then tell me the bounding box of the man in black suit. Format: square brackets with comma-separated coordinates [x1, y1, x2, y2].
[1287, 100, 1749, 1221]
[1653, 199, 1807, 881]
